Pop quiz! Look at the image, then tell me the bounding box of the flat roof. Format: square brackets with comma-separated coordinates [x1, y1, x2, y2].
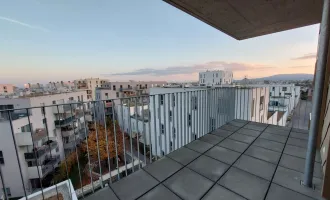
[164, 0, 322, 40]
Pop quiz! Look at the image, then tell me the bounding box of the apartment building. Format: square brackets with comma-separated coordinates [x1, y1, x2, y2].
[199, 70, 233, 86]
[0, 84, 15, 95]
[101, 81, 166, 96]
[0, 91, 90, 197]
[74, 78, 108, 100]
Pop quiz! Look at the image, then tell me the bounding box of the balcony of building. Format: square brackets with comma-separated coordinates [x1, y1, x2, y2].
[24, 140, 58, 160]
[27, 155, 60, 179]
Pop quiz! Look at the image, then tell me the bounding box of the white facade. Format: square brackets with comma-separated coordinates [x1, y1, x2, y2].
[74, 78, 108, 100]
[199, 70, 233, 86]
[0, 91, 89, 198]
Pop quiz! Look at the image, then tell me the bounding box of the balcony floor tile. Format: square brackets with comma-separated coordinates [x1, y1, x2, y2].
[221, 124, 241, 132]
[186, 140, 214, 153]
[198, 134, 224, 145]
[167, 147, 201, 165]
[259, 132, 287, 143]
[143, 156, 183, 182]
[244, 123, 267, 131]
[228, 120, 247, 127]
[205, 146, 241, 164]
[283, 145, 322, 162]
[264, 127, 290, 136]
[234, 155, 277, 181]
[245, 146, 281, 164]
[265, 183, 315, 200]
[164, 168, 213, 200]
[110, 169, 159, 200]
[187, 155, 229, 181]
[218, 167, 270, 200]
[279, 154, 323, 179]
[236, 128, 261, 137]
[202, 185, 246, 200]
[138, 184, 181, 200]
[229, 133, 256, 144]
[252, 138, 285, 153]
[273, 167, 322, 199]
[210, 129, 233, 137]
[287, 137, 308, 148]
[218, 138, 249, 153]
[290, 132, 309, 140]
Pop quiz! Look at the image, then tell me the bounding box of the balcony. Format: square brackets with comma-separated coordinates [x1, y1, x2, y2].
[27, 155, 60, 179]
[24, 141, 58, 160]
[84, 120, 323, 200]
[54, 116, 77, 127]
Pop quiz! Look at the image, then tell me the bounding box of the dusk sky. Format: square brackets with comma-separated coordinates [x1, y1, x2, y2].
[0, 0, 319, 86]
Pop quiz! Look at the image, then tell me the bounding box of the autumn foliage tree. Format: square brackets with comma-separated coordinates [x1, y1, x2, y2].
[82, 119, 124, 163]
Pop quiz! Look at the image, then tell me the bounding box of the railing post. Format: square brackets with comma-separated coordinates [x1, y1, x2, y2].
[304, 0, 330, 187]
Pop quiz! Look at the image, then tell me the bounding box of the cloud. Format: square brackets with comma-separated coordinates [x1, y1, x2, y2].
[103, 61, 275, 77]
[288, 65, 313, 69]
[291, 53, 316, 60]
[0, 16, 50, 32]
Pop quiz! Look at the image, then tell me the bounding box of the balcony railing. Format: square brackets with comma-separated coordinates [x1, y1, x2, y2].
[24, 141, 58, 160]
[0, 86, 313, 200]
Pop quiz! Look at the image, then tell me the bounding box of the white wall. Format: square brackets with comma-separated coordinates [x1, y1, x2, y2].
[199, 70, 233, 86]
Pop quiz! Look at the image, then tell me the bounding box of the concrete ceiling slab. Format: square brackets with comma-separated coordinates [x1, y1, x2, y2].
[164, 0, 323, 40]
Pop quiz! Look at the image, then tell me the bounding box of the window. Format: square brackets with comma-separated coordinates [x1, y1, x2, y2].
[116, 92, 119, 98]
[270, 92, 272, 96]
[192, 96, 198, 110]
[213, 79, 214, 83]
[162, 151, 165, 156]
[96, 81, 98, 84]
[173, 127, 176, 134]
[3, 86, 7, 89]
[145, 84, 147, 88]
[0, 151, 4, 164]
[282, 87, 287, 91]
[272, 87, 275, 91]
[78, 96, 80, 101]
[172, 94, 175, 106]
[203, 74, 205, 78]
[43, 118, 47, 124]
[105, 93, 108, 99]
[81, 95, 83, 102]
[161, 124, 164, 134]
[128, 84, 131, 89]
[251, 99, 255, 117]
[2, 188, 11, 197]
[169, 111, 172, 121]
[160, 95, 164, 105]
[279, 92, 282, 96]
[41, 107, 45, 115]
[216, 73, 218, 77]
[170, 141, 173, 151]
[120, 85, 123, 89]
[113, 85, 116, 91]
[52, 100, 56, 104]
[188, 114, 191, 126]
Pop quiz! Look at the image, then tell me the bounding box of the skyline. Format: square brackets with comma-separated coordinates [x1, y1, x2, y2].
[0, 0, 318, 86]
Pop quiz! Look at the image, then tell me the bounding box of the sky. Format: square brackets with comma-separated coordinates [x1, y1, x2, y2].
[0, 0, 319, 86]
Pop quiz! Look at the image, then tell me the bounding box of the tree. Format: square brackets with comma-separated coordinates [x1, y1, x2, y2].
[82, 119, 124, 163]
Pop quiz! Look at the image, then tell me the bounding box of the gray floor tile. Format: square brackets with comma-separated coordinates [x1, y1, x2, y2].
[199, 134, 225, 145]
[229, 133, 256, 144]
[266, 183, 315, 200]
[218, 138, 249, 153]
[290, 132, 309, 140]
[233, 119, 249, 123]
[188, 155, 229, 181]
[279, 154, 323, 178]
[264, 127, 290, 136]
[287, 137, 308, 148]
[221, 124, 241, 132]
[228, 120, 247, 127]
[186, 140, 214, 153]
[249, 121, 268, 128]
[292, 128, 309, 134]
[273, 166, 322, 199]
[260, 132, 287, 143]
[143, 156, 183, 182]
[202, 185, 246, 200]
[218, 167, 270, 200]
[283, 145, 322, 163]
[234, 155, 276, 181]
[138, 184, 181, 200]
[164, 168, 213, 200]
[205, 146, 241, 164]
[211, 129, 233, 138]
[236, 128, 261, 137]
[252, 138, 285, 152]
[167, 147, 201, 165]
[268, 125, 291, 131]
[244, 123, 267, 131]
[111, 169, 159, 200]
[84, 187, 118, 200]
[245, 146, 281, 164]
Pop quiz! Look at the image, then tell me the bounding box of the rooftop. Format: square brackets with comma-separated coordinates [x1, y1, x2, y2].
[84, 119, 322, 200]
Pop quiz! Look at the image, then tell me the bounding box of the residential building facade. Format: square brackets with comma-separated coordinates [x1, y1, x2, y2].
[199, 70, 233, 86]
[0, 84, 15, 95]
